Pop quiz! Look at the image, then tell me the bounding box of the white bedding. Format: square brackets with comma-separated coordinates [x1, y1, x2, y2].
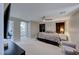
[37, 32, 60, 44]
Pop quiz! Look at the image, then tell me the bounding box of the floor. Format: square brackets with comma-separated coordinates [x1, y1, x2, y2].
[14, 37, 64, 55]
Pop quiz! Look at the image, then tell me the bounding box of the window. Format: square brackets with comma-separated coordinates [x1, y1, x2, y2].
[20, 21, 31, 39]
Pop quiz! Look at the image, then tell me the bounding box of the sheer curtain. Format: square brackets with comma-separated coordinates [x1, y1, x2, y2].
[20, 21, 31, 39]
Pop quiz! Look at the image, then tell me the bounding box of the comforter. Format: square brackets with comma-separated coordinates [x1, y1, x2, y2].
[37, 32, 61, 44]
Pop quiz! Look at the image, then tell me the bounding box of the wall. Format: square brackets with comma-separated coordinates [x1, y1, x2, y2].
[31, 21, 39, 38]
[13, 20, 20, 41]
[69, 10, 79, 44]
[27, 22, 31, 38]
[0, 4, 3, 55]
[45, 22, 56, 32]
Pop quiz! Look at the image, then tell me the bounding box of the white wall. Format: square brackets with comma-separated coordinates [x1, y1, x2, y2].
[13, 20, 20, 41]
[31, 21, 39, 38]
[69, 10, 79, 44]
[45, 22, 56, 32]
[0, 4, 3, 55]
[27, 22, 31, 38]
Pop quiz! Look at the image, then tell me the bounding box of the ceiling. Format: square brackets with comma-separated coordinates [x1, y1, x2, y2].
[10, 3, 79, 21]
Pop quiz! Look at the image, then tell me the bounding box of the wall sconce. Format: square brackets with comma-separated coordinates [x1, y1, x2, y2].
[60, 27, 64, 33]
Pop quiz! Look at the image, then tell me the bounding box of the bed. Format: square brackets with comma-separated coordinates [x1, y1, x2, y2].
[37, 32, 61, 47]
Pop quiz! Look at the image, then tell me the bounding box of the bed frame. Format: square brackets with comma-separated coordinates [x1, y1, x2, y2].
[37, 38, 60, 47]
